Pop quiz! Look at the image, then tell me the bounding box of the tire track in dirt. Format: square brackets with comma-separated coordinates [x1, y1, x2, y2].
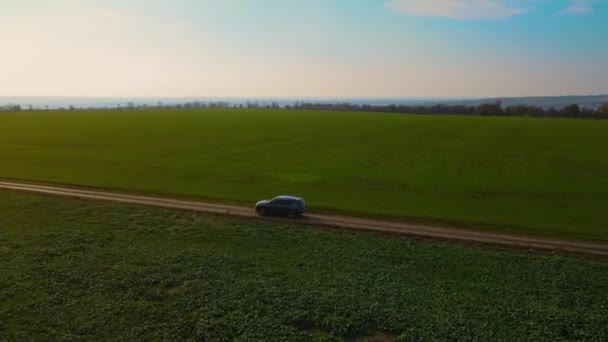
[2, 181, 607, 257]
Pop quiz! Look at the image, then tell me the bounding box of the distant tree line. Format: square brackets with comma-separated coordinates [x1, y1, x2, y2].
[289, 102, 608, 119]
[0, 104, 22, 112]
[3, 101, 608, 119]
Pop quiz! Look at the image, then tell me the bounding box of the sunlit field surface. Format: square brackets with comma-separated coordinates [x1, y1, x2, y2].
[1, 109, 607, 239]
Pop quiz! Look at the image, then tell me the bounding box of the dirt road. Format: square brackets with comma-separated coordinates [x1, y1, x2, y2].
[2, 180, 607, 257]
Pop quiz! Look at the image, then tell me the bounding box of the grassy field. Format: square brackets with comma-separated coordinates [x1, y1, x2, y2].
[1, 109, 607, 239]
[1, 191, 608, 340]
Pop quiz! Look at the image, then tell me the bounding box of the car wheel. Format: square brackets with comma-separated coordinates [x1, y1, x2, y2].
[288, 211, 297, 219]
[258, 208, 267, 216]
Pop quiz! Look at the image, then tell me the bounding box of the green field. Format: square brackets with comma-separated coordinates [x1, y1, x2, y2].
[1, 109, 607, 239]
[1, 192, 608, 340]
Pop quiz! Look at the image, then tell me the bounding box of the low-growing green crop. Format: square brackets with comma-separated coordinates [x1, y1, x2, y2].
[1, 192, 608, 340]
[1, 109, 607, 240]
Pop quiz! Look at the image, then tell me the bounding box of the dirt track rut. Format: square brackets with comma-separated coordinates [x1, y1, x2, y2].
[2, 181, 607, 257]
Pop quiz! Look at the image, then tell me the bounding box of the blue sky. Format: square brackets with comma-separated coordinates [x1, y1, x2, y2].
[1, 0, 606, 97]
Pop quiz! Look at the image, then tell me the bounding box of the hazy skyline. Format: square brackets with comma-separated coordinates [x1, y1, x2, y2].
[1, 0, 607, 98]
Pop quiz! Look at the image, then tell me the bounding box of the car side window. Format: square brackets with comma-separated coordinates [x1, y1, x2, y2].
[270, 198, 299, 206]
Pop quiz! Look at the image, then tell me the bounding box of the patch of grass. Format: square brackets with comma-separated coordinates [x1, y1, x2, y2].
[1, 192, 608, 340]
[1, 109, 607, 239]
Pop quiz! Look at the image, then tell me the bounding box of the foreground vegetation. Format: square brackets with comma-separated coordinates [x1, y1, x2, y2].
[1, 192, 608, 340]
[1, 109, 607, 239]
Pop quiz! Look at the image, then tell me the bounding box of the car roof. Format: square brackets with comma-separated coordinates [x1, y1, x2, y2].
[273, 195, 303, 200]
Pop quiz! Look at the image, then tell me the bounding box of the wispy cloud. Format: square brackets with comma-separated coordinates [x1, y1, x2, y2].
[561, 0, 595, 14]
[385, 0, 528, 19]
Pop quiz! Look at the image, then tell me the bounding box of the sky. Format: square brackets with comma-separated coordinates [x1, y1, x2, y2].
[1, 0, 607, 98]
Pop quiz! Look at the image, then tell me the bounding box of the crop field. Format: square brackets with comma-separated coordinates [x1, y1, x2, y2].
[0, 109, 607, 239]
[1, 192, 607, 340]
